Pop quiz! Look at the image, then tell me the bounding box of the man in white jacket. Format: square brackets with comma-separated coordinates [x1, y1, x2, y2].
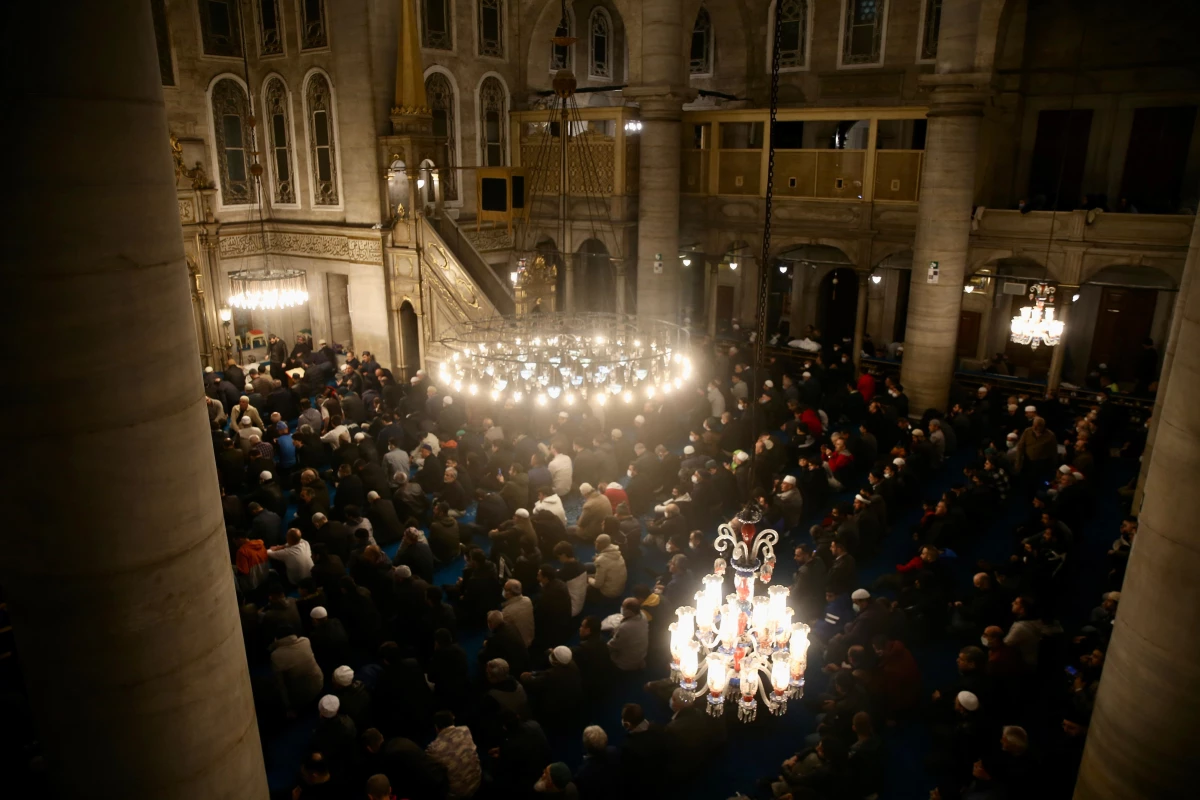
[588, 534, 627, 600]
[534, 486, 568, 526]
[547, 443, 573, 498]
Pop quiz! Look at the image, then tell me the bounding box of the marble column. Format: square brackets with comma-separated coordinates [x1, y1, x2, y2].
[1046, 294, 1074, 392]
[852, 272, 870, 369]
[564, 260, 576, 312]
[1132, 213, 1200, 511]
[614, 260, 627, 315]
[625, 0, 687, 322]
[899, 0, 986, 412]
[0, 3, 268, 798]
[707, 261, 720, 338]
[1074, 214, 1200, 799]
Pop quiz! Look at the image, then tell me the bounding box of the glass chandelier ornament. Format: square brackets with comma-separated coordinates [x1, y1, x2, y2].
[437, 311, 690, 407]
[665, 503, 809, 722]
[1010, 282, 1064, 350]
[227, 267, 310, 310]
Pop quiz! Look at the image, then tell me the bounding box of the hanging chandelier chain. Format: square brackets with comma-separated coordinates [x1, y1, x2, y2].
[756, 2, 784, 370]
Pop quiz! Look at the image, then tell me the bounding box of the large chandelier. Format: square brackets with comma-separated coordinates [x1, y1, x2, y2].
[437, 311, 690, 407]
[667, 504, 810, 723]
[1010, 282, 1064, 349]
[227, 267, 310, 310]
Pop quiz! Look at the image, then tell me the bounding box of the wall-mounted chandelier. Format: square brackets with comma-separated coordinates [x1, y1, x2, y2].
[437, 311, 690, 407]
[1010, 282, 1064, 349]
[227, 267, 310, 310]
[667, 504, 809, 722]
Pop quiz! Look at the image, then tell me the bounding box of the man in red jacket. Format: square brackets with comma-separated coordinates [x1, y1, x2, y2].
[872, 634, 922, 720]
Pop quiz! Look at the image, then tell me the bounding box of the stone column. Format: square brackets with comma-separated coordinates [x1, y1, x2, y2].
[1074, 215, 1200, 799]
[625, 0, 688, 322]
[899, 0, 986, 411]
[614, 259, 627, 315]
[1132, 213, 1200, 511]
[0, 4, 268, 799]
[707, 261, 720, 338]
[1045, 295, 1074, 392]
[564, 259, 576, 312]
[852, 272, 870, 369]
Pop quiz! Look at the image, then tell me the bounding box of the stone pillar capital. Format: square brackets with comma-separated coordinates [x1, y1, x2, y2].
[622, 85, 694, 120]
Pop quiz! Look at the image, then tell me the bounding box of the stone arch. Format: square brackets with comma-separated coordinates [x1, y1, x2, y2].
[398, 300, 421, 379]
[1081, 262, 1179, 290]
[524, 0, 640, 86]
[774, 242, 853, 339]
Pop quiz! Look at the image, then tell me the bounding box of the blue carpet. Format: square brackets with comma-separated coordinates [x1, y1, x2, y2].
[260, 439, 1132, 798]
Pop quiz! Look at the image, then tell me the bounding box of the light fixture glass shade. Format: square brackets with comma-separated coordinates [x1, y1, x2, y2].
[707, 654, 728, 694]
[1010, 282, 1064, 349]
[218, 306, 233, 322]
[228, 268, 309, 310]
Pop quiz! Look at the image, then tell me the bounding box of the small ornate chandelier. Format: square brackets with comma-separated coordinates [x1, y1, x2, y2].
[667, 504, 809, 723]
[437, 311, 690, 408]
[227, 267, 310, 310]
[1010, 282, 1064, 350]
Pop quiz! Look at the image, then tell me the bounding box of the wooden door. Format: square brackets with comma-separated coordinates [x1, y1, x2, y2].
[1089, 287, 1158, 381]
[957, 310, 981, 357]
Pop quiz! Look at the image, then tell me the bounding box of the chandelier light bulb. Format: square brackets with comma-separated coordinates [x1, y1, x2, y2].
[623, 391, 633, 404]
[536, 394, 547, 406]
[728, 261, 738, 270]
[871, 274, 882, 284]
[595, 393, 606, 406]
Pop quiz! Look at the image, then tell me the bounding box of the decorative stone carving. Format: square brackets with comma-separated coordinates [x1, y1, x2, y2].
[218, 232, 383, 264]
[464, 228, 514, 252]
[178, 198, 196, 223]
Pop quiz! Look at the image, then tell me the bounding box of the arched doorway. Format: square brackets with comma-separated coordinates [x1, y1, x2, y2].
[775, 244, 853, 339]
[817, 268, 859, 344]
[418, 159, 436, 214]
[387, 159, 411, 218]
[575, 238, 615, 312]
[1071, 265, 1177, 387]
[399, 301, 420, 379]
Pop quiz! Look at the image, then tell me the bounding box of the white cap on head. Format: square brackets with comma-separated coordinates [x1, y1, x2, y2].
[411, 376, 420, 384]
[354, 432, 366, 442]
[443, 395, 453, 406]
[395, 565, 412, 578]
[802, 371, 812, 378]
[893, 457, 906, 466]
[735, 451, 750, 463]
[1024, 405, 1037, 413]
[912, 429, 924, 437]
[764, 380, 774, 388]
[515, 508, 530, 519]
[333, 666, 354, 687]
[957, 691, 980, 711]
[1006, 432, 1019, 441]
[260, 471, 272, 481]
[781, 475, 796, 486]
[241, 416, 251, 426]
[634, 415, 645, 424]
[578, 482, 594, 496]
[1058, 464, 1072, 474]
[367, 491, 380, 502]
[851, 589, 871, 601]
[977, 386, 987, 394]
[1099, 363, 1108, 370]
[551, 646, 573, 666]
[310, 606, 328, 620]
[611, 428, 623, 438]
[204, 366, 214, 373]
[318, 694, 340, 718]
[684, 445, 695, 455]
[855, 494, 868, 504]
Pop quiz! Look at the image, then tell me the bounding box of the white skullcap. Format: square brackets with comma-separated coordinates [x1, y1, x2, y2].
[318, 694, 340, 718]
[1006, 432, 1019, 440]
[912, 429, 925, 437]
[443, 395, 453, 406]
[260, 471, 272, 481]
[893, 457, 906, 466]
[764, 380, 774, 388]
[310, 606, 328, 620]
[634, 415, 646, 424]
[735, 451, 750, 463]
[855, 494, 868, 504]
[977, 386, 987, 394]
[551, 645, 573, 666]
[204, 366, 214, 373]
[1098, 363, 1108, 370]
[411, 376, 420, 384]
[653, 504, 667, 515]
[851, 589, 871, 601]
[245, 381, 255, 391]
[611, 428, 623, 438]
[333, 666, 354, 687]
[515, 508, 530, 518]
[957, 691, 980, 711]
[1072, 471, 1085, 480]
[1058, 464, 1072, 474]
[367, 491, 380, 502]
[802, 371, 812, 378]
[417, 369, 427, 377]
[684, 445, 695, 455]
[578, 482, 595, 495]
[1024, 405, 1036, 413]
[781, 475, 796, 485]
[241, 416, 251, 426]
[764, 439, 774, 450]
[354, 432, 366, 442]
[394, 565, 412, 578]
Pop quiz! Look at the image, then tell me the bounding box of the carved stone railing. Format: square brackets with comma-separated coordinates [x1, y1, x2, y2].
[428, 215, 514, 315]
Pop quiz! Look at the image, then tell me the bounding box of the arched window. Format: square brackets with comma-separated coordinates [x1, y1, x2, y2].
[256, 0, 283, 56]
[210, 78, 256, 207]
[550, 11, 573, 71]
[589, 9, 611, 79]
[298, 0, 328, 50]
[841, 0, 887, 65]
[305, 73, 340, 206]
[773, 0, 809, 70]
[198, 0, 242, 58]
[919, 0, 941, 61]
[426, 72, 459, 201]
[479, 76, 507, 167]
[263, 77, 296, 205]
[423, 0, 453, 50]
[478, 0, 503, 58]
[689, 6, 713, 76]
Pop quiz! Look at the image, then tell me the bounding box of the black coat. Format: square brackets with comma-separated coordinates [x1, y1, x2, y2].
[334, 475, 366, 518]
[479, 621, 529, 675]
[533, 578, 574, 648]
[367, 497, 406, 545]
